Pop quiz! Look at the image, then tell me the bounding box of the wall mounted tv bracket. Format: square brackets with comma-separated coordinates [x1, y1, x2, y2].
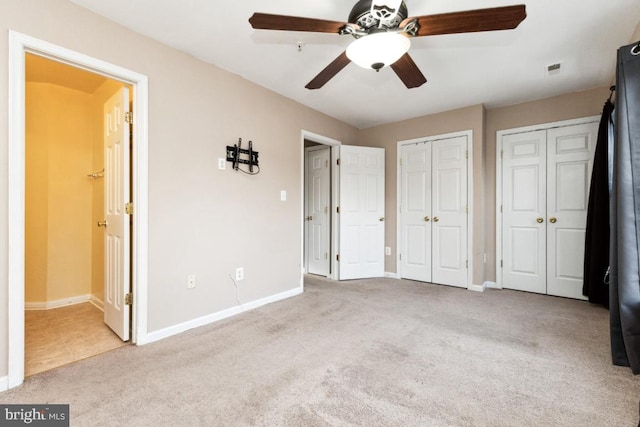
[226, 138, 259, 173]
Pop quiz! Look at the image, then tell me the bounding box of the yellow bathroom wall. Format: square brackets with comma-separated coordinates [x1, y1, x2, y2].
[25, 82, 94, 304]
[24, 85, 50, 303]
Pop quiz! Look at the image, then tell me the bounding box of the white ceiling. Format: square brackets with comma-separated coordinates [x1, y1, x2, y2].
[69, 0, 640, 129]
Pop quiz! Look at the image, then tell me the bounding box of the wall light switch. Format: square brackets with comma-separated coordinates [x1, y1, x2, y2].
[385, 246, 391, 256]
[280, 190, 287, 201]
[218, 158, 226, 170]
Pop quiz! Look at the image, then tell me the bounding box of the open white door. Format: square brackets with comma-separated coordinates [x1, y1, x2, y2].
[103, 87, 131, 341]
[305, 146, 331, 276]
[339, 145, 385, 280]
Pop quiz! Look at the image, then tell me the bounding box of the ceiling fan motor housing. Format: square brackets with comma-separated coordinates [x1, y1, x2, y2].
[348, 0, 408, 31]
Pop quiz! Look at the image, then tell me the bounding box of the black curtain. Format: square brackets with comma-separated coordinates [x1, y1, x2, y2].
[610, 41, 640, 374]
[583, 99, 614, 306]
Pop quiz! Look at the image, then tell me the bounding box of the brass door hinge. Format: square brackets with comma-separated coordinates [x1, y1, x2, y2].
[500, 260, 504, 268]
[125, 293, 133, 305]
[337, 254, 340, 262]
[125, 202, 133, 214]
[337, 158, 341, 166]
[337, 206, 340, 214]
[125, 111, 133, 124]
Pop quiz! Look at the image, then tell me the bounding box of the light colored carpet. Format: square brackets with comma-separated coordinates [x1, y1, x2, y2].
[1, 275, 639, 426]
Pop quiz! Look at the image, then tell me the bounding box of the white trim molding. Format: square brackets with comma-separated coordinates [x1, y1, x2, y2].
[484, 281, 499, 289]
[25, 294, 92, 311]
[384, 272, 399, 279]
[0, 376, 8, 393]
[142, 286, 303, 345]
[468, 283, 486, 292]
[7, 30, 150, 390]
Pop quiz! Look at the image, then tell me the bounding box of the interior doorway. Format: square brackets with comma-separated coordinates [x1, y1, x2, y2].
[24, 54, 131, 375]
[7, 31, 150, 391]
[301, 131, 341, 281]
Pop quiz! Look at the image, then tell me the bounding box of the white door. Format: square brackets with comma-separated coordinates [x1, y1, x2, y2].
[431, 137, 468, 287]
[500, 121, 597, 298]
[400, 136, 468, 287]
[339, 145, 385, 280]
[546, 123, 597, 299]
[305, 146, 330, 276]
[103, 87, 130, 341]
[501, 130, 547, 294]
[400, 142, 432, 282]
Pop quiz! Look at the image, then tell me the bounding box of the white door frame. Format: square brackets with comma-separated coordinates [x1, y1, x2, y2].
[495, 116, 599, 289]
[7, 31, 149, 390]
[300, 131, 341, 283]
[304, 145, 331, 277]
[396, 130, 474, 288]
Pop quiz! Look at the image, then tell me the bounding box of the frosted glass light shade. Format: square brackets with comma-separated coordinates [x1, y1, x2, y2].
[346, 32, 411, 70]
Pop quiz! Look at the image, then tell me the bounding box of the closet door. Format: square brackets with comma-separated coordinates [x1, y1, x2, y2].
[399, 135, 468, 287]
[431, 136, 468, 287]
[546, 123, 597, 299]
[400, 142, 432, 282]
[501, 130, 547, 294]
[500, 120, 597, 298]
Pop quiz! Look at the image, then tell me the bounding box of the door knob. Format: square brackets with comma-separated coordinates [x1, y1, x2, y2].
[97, 220, 108, 227]
[549, 217, 557, 223]
[536, 217, 544, 223]
[306, 215, 313, 221]
[424, 216, 430, 222]
[433, 217, 439, 222]
[379, 217, 385, 222]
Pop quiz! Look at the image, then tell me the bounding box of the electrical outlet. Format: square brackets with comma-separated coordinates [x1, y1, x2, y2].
[385, 246, 391, 256]
[218, 158, 226, 170]
[187, 274, 196, 289]
[280, 190, 287, 201]
[235, 267, 244, 281]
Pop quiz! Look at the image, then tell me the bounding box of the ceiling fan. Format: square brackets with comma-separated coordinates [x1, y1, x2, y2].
[249, 0, 526, 89]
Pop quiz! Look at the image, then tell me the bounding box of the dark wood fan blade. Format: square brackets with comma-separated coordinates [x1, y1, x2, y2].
[306, 52, 351, 89]
[390, 53, 427, 89]
[249, 13, 351, 33]
[402, 5, 526, 37]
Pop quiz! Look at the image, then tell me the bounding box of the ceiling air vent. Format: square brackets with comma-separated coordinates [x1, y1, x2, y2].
[547, 62, 562, 76]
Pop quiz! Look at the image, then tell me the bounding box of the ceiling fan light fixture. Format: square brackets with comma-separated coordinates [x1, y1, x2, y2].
[346, 32, 410, 71]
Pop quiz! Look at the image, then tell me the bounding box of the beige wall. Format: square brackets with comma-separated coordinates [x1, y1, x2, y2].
[484, 87, 610, 281]
[358, 105, 485, 284]
[25, 82, 94, 303]
[0, 0, 358, 378]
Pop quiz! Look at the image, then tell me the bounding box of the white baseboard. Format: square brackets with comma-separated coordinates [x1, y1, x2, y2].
[0, 376, 8, 392]
[484, 281, 499, 289]
[24, 294, 91, 310]
[384, 272, 399, 279]
[141, 286, 304, 345]
[468, 283, 486, 292]
[89, 295, 104, 311]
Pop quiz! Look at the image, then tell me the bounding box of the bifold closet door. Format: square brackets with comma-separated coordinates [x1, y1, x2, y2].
[501, 122, 597, 298]
[400, 136, 468, 287]
[546, 123, 596, 299]
[501, 130, 547, 294]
